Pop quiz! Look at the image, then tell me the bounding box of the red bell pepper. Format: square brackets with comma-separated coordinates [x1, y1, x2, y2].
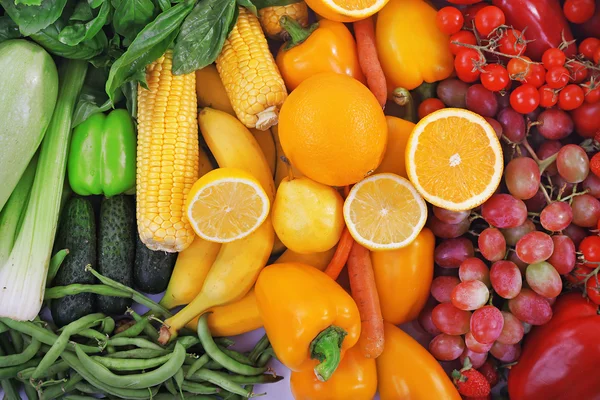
[492, 0, 577, 61]
[508, 292, 600, 400]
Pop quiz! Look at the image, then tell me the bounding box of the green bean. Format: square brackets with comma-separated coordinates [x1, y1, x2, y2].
[248, 335, 269, 365]
[176, 335, 200, 350]
[222, 393, 243, 400]
[46, 248, 69, 285]
[204, 360, 223, 370]
[0, 319, 101, 354]
[61, 351, 159, 400]
[106, 348, 169, 359]
[9, 331, 24, 353]
[1, 378, 20, 400]
[31, 313, 105, 380]
[111, 317, 150, 339]
[23, 379, 39, 400]
[189, 369, 266, 397]
[39, 372, 84, 400]
[180, 380, 221, 395]
[196, 314, 266, 376]
[0, 336, 41, 367]
[74, 342, 185, 389]
[0, 321, 8, 334]
[214, 338, 235, 348]
[164, 377, 178, 395]
[100, 317, 115, 335]
[107, 337, 164, 350]
[18, 360, 70, 381]
[186, 354, 211, 378]
[175, 367, 184, 390]
[129, 309, 160, 341]
[63, 395, 99, 400]
[184, 353, 201, 365]
[91, 353, 173, 371]
[75, 329, 108, 343]
[257, 348, 275, 368]
[0, 334, 15, 354]
[44, 284, 129, 299]
[220, 347, 253, 366]
[0, 358, 41, 379]
[186, 368, 282, 385]
[154, 394, 217, 400]
[74, 381, 107, 395]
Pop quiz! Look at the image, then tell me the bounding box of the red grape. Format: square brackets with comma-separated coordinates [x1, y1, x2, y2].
[537, 140, 561, 176]
[428, 214, 471, 239]
[429, 334, 465, 361]
[536, 109, 574, 140]
[508, 251, 528, 274]
[436, 79, 469, 108]
[500, 219, 536, 246]
[497, 311, 525, 345]
[548, 235, 576, 274]
[484, 117, 503, 139]
[522, 321, 532, 334]
[582, 173, 600, 198]
[516, 231, 554, 263]
[432, 303, 472, 335]
[490, 342, 521, 363]
[497, 107, 526, 143]
[470, 305, 504, 344]
[526, 261, 562, 298]
[481, 194, 528, 228]
[459, 348, 488, 369]
[540, 201, 573, 231]
[572, 194, 600, 228]
[465, 331, 494, 353]
[466, 84, 499, 117]
[552, 174, 575, 196]
[459, 257, 491, 286]
[478, 228, 507, 262]
[433, 206, 470, 224]
[557, 144, 590, 183]
[431, 276, 461, 303]
[435, 238, 475, 268]
[524, 189, 548, 212]
[508, 288, 553, 325]
[451, 280, 490, 311]
[563, 223, 588, 247]
[490, 260, 522, 299]
[418, 302, 442, 335]
[504, 157, 541, 200]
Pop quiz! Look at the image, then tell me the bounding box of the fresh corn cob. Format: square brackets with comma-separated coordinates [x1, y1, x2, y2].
[136, 50, 199, 253]
[258, 1, 309, 40]
[216, 7, 287, 131]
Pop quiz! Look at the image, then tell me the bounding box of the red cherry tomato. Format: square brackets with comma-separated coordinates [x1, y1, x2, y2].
[568, 61, 589, 83]
[594, 47, 600, 64]
[546, 66, 571, 89]
[567, 264, 594, 284]
[563, 0, 596, 24]
[436, 7, 464, 36]
[580, 236, 600, 267]
[481, 64, 510, 92]
[539, 85, 559, 108]
[507, 57, 531, 80]
[498, 29, 527, 56]
[461, 3, 488, 28]
[586, 278, 600, 305]
[579, 38, 600, 60]
[454, 48, 484, 83]
[523, 63, 547, 88]
[474, 6, 505, 37]
[449, 31, 477, 56]
[584, 81, 600, 104]
[558, 84, 585, 110]
[510, 84, 540, 114]
[418, 98, 445, 119]
[542, 48, 566, 69]
[448, 0, 483, 4]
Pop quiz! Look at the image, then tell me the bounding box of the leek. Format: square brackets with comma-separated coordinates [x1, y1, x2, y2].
[0, 59, 87, 320]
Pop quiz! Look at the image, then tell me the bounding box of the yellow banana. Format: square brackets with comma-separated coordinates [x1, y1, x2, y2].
[196, 65, 235, 116]
[251, 128, 276, 177]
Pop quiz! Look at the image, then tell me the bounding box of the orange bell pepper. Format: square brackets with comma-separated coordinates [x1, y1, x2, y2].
[276, 17, 365, 91]
[375, 0, 454, 92]
[371, 227, 435, 325]
[255, 262, 361, 381]
[374, 116, 415, 178]
[290, 345, 377, 400]
[377, 322, 461, 400]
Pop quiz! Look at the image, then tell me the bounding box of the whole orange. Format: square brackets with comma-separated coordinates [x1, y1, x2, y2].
[278, 72, 388, 187]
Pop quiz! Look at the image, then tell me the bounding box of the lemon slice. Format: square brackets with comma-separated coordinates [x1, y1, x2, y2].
[185, 167, 270, 243]
[343, 173, 427, 250]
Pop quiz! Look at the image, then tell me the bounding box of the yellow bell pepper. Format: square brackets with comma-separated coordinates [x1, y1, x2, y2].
[375, 0, 454, 92]
[255, 262, 361, 381]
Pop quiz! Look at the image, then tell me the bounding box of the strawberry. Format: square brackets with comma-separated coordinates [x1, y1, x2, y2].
[477, 360, 500, 388]
[591, 152, 600, 179]
[452, 368, 491, 397]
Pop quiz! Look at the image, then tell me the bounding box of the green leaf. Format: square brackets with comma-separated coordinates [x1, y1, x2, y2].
[105, 0, 195, 102]
[30, 19, 107, 59]
[172, 0, 236, 75]
[112, 0, 156, 42]
[236, 0, 256, 15]
[121, 81, 138, 120]
[14, 0, 42, 5]
[156, 0, 171, 11]
[0, 0, 68, 36]
[58, 0, 111, 46]
[73, 66, 121, 127]
[0, 16, 22, 43]
[252, 0, 299, 8]
[89, 0, 104, 8]
[70, 2, 94, 21]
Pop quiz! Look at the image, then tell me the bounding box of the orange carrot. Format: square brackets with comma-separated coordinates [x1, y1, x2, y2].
[354, 17, 387, 108]
[347, 241, 384, 358]
[324, 227, 354, 280]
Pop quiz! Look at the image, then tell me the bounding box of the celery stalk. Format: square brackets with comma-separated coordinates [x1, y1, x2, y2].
[0, 59, 87, 320]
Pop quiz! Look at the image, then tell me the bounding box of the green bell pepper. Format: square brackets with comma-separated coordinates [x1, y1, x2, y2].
[67, 109, 136, 197]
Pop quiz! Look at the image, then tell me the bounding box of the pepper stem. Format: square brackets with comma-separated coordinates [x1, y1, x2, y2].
[280, 16, 318, 50]
[309, 325, 347, 382]
[392, 88, 417, 123]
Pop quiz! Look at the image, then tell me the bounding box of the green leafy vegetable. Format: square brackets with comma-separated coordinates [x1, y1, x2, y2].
[69, 2, 94, 21]
[236, 0, 257, 15]
[0, 0, 68, 36]
[30, 20, 107, 59]
[14, 0, 42, 6]
[252, 0, 300, 8]
[73, 67, 119, 127]
[156, 0, 171, 11]
[171, 0, 236, 75]
[105, 0, 194, 102]
[58, 0, 112, 46]
[0, 16, 21, 43]
[112, 0, 156, 42]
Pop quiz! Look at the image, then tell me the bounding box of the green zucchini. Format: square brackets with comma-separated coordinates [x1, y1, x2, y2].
[51, 197, 96, 327]
[97, 195, 135, 314]
[134, 235, 178, 294]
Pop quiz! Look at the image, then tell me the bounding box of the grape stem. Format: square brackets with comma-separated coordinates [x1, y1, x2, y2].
[538, 183, 552, 205]
[559, 188, 589, 203]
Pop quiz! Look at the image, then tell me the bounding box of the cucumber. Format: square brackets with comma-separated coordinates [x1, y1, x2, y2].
[134, 235, 178, 294]
[97, 195, 135, 315]
[51, 197, 96, 327]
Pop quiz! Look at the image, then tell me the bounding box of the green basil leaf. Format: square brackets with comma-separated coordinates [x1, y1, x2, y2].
[252, 0, 299, 9]
[14, 0, 42, 5]
[105, 0, 194, 102]
[0, 0, 68, 36]
[172, 0, 236, 75]
[89, 0, 104, 8]
[58, 0, 111, 46]
[156, 0, 171, 11]
[0, 16, 22, 43]
[112, 0, 156, 41]
[30, 19, 107, 59]
[121, 80, 138, 119]
[73, 66, 124, 126]
[236, 0, 256, 15]
[70, 2, 94, 21]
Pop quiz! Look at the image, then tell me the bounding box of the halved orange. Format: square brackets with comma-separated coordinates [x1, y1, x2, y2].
[405, 108, 503, 211]
[185, 167, 270, 243]
[343, 173, 427, 250]
[306, 0, 389, 22]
